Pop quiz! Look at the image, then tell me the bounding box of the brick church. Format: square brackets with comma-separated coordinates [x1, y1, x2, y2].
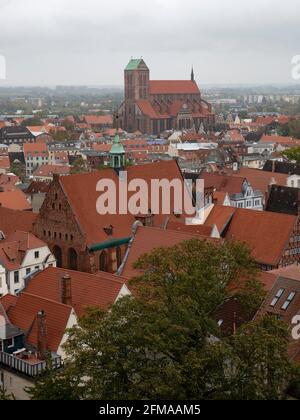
[115, 58, 215, 135]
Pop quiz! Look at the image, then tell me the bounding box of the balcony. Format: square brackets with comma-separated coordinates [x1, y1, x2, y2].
[0, 351, 62, 377]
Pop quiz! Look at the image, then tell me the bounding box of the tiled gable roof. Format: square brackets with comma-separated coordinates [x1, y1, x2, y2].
[225, 208, 297, 266]
[6, 292, 72, 353]
[25, 267, 129, 317]
[0, 207, 37, 236]
[121, 226, 217, 279]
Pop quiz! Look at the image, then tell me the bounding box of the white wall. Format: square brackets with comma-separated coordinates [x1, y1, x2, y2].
[8, 246, 56, 295]
[0, 264, 8, 297]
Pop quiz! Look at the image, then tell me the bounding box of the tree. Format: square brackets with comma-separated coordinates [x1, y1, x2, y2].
[28, 240, 296, 400]
[283, 147, 300, 164]
[21, 117, 43, 127]
[70, 157, 90, 174]
[0, 389, 15, 400]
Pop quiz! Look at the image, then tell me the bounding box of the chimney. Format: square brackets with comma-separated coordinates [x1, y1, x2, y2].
[61, 274, 72, 306]
[37, 310, 48, 360]
[272, 160, 276, 173]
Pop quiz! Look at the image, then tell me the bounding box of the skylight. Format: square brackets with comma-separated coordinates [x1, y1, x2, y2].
[281, 292, 296, 311]
[270, 288, 285, 307]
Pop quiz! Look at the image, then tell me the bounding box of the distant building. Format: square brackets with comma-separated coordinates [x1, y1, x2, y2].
[23, 143, 49, 177]
[115, 59, 215, 135]
[0, 127, 35, 146]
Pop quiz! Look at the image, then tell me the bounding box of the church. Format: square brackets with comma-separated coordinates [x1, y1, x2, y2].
[115, 58, 215, 135]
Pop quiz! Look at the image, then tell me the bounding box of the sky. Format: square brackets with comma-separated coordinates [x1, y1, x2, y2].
[0, 0, 300, 86]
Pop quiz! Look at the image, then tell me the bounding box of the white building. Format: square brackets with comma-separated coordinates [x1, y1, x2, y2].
[0, 231, 56, 296]
[230, 180, 264, 211]
[23, 143, 49, 177]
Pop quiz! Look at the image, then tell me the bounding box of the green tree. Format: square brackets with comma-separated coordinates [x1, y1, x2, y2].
[28, 240, 295, 400]
[21, 117, 43, 127]
[283, 147, 300, 164]
[70, 157, 90, 174]
[288, 120, 300, 139]
[0, 389, 15, 400]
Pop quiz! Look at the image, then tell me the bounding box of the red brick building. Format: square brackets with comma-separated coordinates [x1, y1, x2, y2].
[33, 159, 194, 274]
[115, 59, 215, 135]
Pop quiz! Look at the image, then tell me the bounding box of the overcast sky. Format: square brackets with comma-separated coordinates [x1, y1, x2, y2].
[0, 0, 299, 86]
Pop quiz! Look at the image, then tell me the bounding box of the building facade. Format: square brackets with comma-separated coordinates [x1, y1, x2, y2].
[115, 59, 215, 135]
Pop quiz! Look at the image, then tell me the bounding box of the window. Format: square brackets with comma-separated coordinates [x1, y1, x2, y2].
[281, 292, 296, 311]
[238, 202, 243, 208]
[14, 271, 19, 284]
[34, 251, 39, 259]
[270, 288, 285, 307]
[246, 200, 252, 208]
[35, 266, 40, 271]
[6, 338, 14, 349]
[26, 268, 31, 275]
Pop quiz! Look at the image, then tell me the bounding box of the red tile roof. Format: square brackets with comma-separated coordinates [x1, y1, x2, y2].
[232, 167, 288, 193]
[121, 226, 216, 279]
[149, 80, 200, 95]
[25, 267, 129, 317]
[0, 231, 46, 270]
[59, 160, 193, 246]
[0, 156, 10, 170]
[204, 204, 236, 234]
[201, 173, 245, 195]
[0, 189, 32, 211]
[5, 292, 72, 353]
[33, 164, 70, 178]
[225, 208, 297, 266]
[260, 135, 299, 145]
[23, 143, 48, 157]
[0, 207, 37, 236]
[0, 174, 20, 192]
[270, 265, 300, 282]
[165, 220, 214, 237]
[0, 294, 18, 312]
[83, 115, 113, 126]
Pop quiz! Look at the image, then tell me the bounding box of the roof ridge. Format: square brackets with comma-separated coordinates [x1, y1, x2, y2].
[20, 292, 73, 310]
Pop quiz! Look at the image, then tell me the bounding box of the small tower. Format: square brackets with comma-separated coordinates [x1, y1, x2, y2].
[191, 67, 195, 82]
[110, 130, 126, 173]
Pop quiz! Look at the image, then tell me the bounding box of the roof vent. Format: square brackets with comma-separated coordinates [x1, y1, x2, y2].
[103, 225, 113, 236]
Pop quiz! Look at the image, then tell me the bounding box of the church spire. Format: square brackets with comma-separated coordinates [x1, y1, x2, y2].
[109, 129, 126, 173]
[191, 67, 195, 82]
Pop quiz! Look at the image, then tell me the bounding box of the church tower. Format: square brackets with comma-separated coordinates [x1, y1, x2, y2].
[124, 58, 150, 132]
[110, 130, 125, 173]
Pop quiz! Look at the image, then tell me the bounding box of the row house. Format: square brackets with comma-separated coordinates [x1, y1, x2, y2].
[0, 231, 56, 296]
[201, 172, 264, 211]
[0, 267, 129, 399]
[204, 205, 300, 271]
[0, 127, 35, 146]
[23, 143, 49, 177]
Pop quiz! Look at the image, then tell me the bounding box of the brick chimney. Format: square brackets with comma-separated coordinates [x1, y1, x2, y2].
[37, 310, 48, 360]
[61, 274, 72, 306]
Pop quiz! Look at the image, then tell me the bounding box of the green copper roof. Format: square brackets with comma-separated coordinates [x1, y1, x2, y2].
[125, 59, 143, 71]
[110, 132, 125, 155]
